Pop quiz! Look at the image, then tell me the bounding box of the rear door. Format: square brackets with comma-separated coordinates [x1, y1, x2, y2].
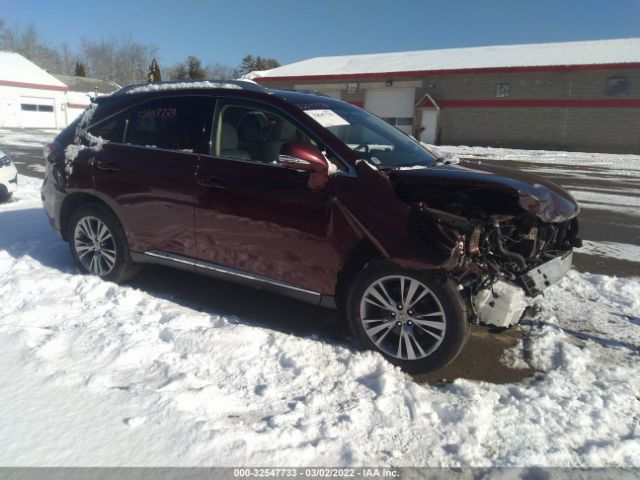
[89, 95, 213, 257]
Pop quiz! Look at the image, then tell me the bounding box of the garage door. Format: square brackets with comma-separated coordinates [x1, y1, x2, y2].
[364, 88, 415, 134]
[19, 97, 56, 128]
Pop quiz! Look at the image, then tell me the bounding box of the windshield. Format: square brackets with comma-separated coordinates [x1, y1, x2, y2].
[297, 100, 437, 168]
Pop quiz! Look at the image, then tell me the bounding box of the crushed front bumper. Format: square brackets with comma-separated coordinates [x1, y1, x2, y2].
[518, 250, 573, 296]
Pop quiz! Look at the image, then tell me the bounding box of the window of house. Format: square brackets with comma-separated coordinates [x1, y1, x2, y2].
[496, 84, 511, 98]
[606, 76, 629, 97]
[381, 117, 413, 128]
[20, 103, 54, 112]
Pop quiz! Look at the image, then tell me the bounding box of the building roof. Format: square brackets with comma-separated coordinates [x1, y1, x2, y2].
[0, 51, 68, 90]
[53, 74, 121, 95]
[253, 38, 640, 81]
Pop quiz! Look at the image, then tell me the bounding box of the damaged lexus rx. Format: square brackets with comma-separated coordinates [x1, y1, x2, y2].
[41, 81, 581, 373]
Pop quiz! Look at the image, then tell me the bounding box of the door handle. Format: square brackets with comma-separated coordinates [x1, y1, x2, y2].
[197, 176, 227, 191]
[96, 160, 121, 172]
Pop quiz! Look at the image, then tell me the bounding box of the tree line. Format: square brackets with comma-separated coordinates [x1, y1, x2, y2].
[0, 19, 279, 86]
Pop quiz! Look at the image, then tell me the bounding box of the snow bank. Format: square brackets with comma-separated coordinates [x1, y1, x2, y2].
[0, 175, 638, 467]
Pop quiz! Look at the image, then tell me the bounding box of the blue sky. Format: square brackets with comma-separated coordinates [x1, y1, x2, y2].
[2, 0, 639, 68]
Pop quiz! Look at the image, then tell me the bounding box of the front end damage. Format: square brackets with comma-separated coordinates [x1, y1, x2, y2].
[455, 211, 577, 327]
[391, 160, 581, 328]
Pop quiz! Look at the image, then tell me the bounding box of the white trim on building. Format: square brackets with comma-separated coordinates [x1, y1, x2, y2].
[0, 51, 68, 129]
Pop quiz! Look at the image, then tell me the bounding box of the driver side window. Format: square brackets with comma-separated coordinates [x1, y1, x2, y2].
[215, 104, 314, 164]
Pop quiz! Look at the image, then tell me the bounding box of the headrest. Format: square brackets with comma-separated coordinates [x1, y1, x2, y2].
[238, 113, 267, 143]
[220, 122, 238, 150]
[271, 120, 297, 141]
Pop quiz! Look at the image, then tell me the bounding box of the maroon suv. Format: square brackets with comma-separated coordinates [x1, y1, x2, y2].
[42, 80, 580, 372]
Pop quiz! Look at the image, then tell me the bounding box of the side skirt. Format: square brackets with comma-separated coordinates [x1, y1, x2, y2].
[130, 250, 336, 309]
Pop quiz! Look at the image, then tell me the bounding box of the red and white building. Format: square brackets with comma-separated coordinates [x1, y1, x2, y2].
[0, 51, 119, 129]
[252, 38, 640, 154]
[0, 51, 68, 129]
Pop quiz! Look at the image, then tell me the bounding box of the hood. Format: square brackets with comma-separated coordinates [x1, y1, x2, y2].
[389, 160, 579, 223]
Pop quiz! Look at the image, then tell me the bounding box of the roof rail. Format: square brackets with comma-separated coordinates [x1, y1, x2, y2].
[112, 79, 269, 95]
[279, 89, 335, 98]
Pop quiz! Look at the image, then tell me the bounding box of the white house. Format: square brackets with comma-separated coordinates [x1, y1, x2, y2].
[0, 51, 69, 129]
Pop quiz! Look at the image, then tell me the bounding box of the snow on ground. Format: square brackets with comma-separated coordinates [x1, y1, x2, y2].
[431, 144, 640, 178]
[578, 240, 640, 264]
[0, 175, 639, 466]
[0, 128, 60, 149]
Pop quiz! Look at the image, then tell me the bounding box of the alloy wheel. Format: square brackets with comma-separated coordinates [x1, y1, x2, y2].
[359, 275, 447, 360]
[73, 216, 117, 276]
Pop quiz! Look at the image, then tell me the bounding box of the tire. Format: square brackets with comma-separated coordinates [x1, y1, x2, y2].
[0, 186, 11, 203]
[345, 260, 469, 373]
[67, 203, 141, 283]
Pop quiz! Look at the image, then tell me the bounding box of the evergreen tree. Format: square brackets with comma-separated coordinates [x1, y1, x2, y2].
[168, 55, 206, 81]
[238, 55, 280, 75]
[186, 56, 206, 80]
[147, 57, 161, 82]
[153, 59, 162, 82]
[74, 61, 86, 77]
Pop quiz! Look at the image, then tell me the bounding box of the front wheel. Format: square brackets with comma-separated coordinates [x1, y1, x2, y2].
[68, 203, 140, 283]
[345, 261, 469, 373]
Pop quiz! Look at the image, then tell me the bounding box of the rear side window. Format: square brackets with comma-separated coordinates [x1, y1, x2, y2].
[89, 112, 127, 142]
[88, 96, 212, 153]
[126, 97, 211, 152]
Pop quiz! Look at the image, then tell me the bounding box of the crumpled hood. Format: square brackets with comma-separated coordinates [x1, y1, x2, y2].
[389, 160, 579, 223]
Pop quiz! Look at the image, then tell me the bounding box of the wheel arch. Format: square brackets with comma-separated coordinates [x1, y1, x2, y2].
[59, 192, 120, 241]
[335, 238, 384, 312]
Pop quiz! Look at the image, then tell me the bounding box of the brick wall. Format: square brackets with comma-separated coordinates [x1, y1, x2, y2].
[259, 68, 640, 154]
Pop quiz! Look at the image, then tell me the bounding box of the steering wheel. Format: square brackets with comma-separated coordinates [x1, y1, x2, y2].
[353, 144, 370, 153]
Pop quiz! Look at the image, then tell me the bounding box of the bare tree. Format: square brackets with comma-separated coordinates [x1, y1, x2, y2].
[77, 34, 157, 85]
[61, 42, 76, 75]
[206, 62, 238, 80]
[167, 62, 188, 80]
[0, 19, 64, 73]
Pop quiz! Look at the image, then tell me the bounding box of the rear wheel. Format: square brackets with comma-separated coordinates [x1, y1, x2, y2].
[0, 186, 11, 203]
[68, 204, 140, 283]
[345, 261, 469, 373]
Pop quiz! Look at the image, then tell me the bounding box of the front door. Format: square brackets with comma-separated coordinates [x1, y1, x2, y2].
[420, 109, 438, 144]
[194, 99, 337, 295]
[89, 95, 213, 256]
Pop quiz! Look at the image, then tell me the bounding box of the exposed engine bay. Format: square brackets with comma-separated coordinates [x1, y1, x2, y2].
[390, 160, 581, 328]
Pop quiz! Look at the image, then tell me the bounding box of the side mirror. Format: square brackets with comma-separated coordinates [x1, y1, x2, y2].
[279, 142, 329, 189]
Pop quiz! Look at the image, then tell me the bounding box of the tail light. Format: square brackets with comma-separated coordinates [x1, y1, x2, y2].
[44, 142, 64, 164]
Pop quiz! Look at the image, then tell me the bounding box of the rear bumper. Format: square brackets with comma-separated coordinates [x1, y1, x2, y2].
[518, 250, 573, 296]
